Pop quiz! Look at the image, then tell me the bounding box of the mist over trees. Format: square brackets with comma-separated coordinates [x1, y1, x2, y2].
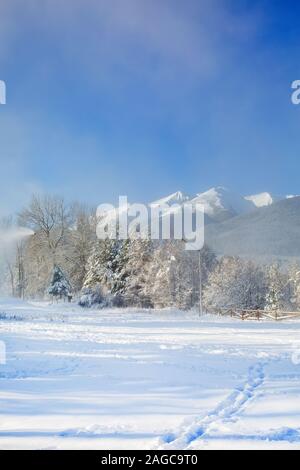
[2, 193, 300, 313]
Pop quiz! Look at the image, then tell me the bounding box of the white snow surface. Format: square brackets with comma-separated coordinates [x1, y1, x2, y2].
[0, 298, 300, 450]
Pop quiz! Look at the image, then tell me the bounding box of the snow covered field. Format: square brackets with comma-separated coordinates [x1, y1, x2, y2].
[0, 299, 300, 450]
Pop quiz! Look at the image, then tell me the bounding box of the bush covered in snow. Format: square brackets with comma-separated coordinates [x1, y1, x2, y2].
[78, 287, 127, 309]
[78, 287, 104, 308]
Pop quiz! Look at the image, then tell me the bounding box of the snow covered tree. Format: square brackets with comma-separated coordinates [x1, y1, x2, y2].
[139, 242, 217, 310]
[173, 247, 196, 310]
[83, 239, 131, 304]
[17, 194, 81, 298]
[48, 265, 71, 300]
[83, 239, 113, 290]
[15, 242, 26, 299]
[143, 241, 176, 308]
[203, 256, 266, 312]
[122, 239, 153, 307]
[199, 245, 217, 286]
[264, 263, 289, 312]
[143, 241, 195, 309]
[187, 245, 217, 309]
[107, 239, 131, 297]
[288, 262, 300, 310]
[64, 203, 96, 292]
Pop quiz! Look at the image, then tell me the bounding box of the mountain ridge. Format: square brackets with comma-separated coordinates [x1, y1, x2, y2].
[150, 187, 296, 223]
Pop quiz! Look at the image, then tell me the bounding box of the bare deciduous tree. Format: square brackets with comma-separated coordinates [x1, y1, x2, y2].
[65, 203, 96, 291]
[19, 194, 71, 265]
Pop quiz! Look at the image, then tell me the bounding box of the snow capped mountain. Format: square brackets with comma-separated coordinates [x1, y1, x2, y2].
[191, 187, 254, 221]
[98, 187, 298, 232]
[150, 188, 298, 222]
[150, 191, 190, 207]
[150, 187, 255, 222]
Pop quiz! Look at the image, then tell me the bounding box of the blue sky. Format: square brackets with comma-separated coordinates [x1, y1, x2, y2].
[1, 0, 300, 214]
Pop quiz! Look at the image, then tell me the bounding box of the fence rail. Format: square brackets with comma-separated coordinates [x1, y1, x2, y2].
[215, 308, 300, 321]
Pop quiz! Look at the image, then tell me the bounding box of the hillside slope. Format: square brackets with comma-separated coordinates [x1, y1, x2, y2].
[205, 196, 300, 259]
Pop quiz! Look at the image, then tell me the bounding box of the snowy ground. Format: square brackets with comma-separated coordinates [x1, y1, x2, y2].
[0, 299, 300, 450]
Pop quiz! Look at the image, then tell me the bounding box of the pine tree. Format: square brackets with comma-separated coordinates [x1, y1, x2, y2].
[123, 239, 153, 307]
[48, 265, 71, 300]
[83, 239, 114, 291]
[108, 239, 131, 296]
[83, 239, 131, 303]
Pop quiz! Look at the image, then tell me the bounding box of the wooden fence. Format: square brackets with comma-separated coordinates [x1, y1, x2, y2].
[215, 308, 300, 321]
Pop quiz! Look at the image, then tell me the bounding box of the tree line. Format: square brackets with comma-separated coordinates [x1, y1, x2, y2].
[1, 194, 300, 313]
